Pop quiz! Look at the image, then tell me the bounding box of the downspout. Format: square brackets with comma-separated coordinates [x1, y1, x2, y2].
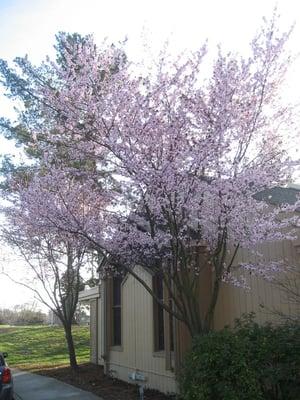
[102, 279, 110, 375]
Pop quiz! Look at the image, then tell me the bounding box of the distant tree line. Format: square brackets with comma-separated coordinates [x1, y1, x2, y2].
[0, 306, 46, 325]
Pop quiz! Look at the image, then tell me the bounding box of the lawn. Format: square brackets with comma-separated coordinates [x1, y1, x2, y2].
[0, 325, 173, 400]
[0, 325, 90, 370]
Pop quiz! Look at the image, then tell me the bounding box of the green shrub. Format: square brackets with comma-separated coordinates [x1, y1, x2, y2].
[179, 315, 300, 400]
[235, 315, 300, 400]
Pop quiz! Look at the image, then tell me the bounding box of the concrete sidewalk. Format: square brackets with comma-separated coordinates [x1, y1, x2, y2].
[13, 370, 103, 400]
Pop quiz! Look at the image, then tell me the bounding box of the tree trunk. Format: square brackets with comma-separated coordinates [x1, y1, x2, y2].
[179, 276, 221, 337]
[64, 323, 78, 370]
[203, 275, 221, 333]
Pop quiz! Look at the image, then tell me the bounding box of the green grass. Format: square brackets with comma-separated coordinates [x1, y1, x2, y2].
[0, 325, 90, 370]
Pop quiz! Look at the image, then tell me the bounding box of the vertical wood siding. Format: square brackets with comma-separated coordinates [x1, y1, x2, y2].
[108, 266, 177, 394]
[97, 295, 105, 366]
[214, 239, 300, 329]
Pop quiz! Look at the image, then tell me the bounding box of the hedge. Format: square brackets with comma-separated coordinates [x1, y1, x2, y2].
[179, 315, 300, 400]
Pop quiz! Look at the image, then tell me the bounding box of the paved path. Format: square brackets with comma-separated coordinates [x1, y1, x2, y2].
[13, 370, 103, 400]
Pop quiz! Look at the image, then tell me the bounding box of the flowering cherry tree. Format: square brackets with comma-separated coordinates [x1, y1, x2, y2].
[1, 170, 102, 369]
[1, 14, 299, 335]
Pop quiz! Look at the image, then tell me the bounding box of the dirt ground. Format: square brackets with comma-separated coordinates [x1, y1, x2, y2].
[37, 363, 176, 400]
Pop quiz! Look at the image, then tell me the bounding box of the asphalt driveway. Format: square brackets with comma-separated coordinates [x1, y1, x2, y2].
[13, 370, 103, 400]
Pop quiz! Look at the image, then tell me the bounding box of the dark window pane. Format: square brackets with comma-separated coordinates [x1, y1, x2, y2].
[112, 277, 122, 346]
[153, 275, 165, 351]
[157, 303, 165, 350]
[113, 277, 122, 306]
[170, 304, 174, 351]
[157, 276, 163, 300]
[113, 307, 121, 346]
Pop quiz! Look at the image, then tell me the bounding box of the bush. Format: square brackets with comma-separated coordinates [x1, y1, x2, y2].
[179, 315, 300, 400]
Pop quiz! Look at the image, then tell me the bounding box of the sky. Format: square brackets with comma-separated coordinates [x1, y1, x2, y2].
[0, 0, 299, 309]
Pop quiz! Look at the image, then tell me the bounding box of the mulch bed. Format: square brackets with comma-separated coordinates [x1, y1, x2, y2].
[37, 363, 176, 400]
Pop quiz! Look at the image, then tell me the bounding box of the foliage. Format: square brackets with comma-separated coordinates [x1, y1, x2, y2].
[179, 315, 300, 400]
[0, 31, 125, 189]
[1, 11, 299, 337]
[1, 190, 93, 369]
[0, 32, 124, 366]
[0, 325, 90, 370]
[234, 315, 300, 400]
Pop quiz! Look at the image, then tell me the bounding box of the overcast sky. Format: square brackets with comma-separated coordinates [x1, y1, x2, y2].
[0, 0, 299, 309]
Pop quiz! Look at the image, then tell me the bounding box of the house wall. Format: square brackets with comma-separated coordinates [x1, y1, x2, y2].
[88, 295, 105, 366]
[108, 266, 177, 394]
[90, 299, 98, 364]
[214, 239, 300, 329]
[86, 236, 299, 394]
[78, 286, 103, 366]
[97, 292, 105, 367]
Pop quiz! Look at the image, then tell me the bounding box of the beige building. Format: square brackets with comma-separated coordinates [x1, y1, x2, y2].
[79, 186, 300, 395]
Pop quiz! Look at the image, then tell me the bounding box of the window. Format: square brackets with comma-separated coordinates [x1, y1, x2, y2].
[153, 274, 175, 353]
[112, 276, 122, 346]
[153, 275, 165, 351]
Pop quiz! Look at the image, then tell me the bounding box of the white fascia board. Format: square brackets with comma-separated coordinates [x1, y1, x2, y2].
[79, 285, 101, 301]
